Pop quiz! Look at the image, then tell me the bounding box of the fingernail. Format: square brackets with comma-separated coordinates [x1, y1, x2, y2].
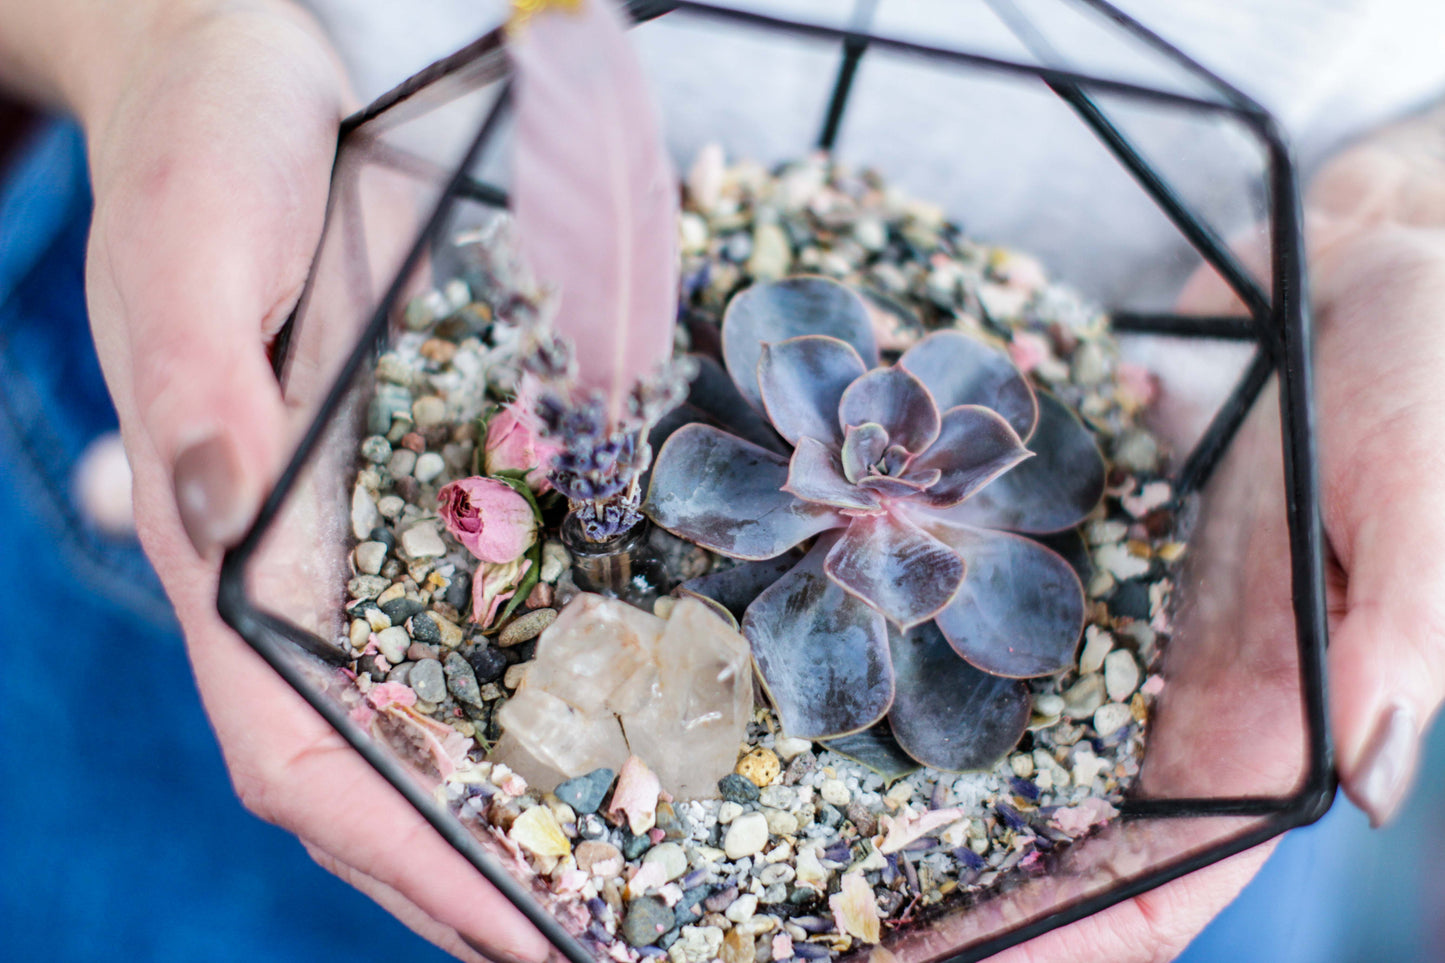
[172, 432, 249, 556]
[1346, 702, 1419, 828]
[461, 934, 547, 963]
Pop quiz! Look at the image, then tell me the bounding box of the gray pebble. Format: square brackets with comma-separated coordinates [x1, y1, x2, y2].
[621, 898, 675, 948]
[444, 652, 483, 707]
[466, 645, 508, 685]
[555, 768, 615, 814]
[410, 658, 447, 703]
[387, 448, 418, 478]
[347, 575, 390, 600]
[718, 773, 760, 805]
[758, 786, 794, 810]
[360, 436, 392, 464]
[409, 613, 441, 644]
[385, 662, 413, 685]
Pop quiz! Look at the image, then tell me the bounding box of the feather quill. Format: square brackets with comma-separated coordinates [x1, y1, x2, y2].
[508, 0, 679, 427]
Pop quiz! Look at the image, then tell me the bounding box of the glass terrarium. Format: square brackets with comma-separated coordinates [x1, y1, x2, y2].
[218, 1, 1333, 961]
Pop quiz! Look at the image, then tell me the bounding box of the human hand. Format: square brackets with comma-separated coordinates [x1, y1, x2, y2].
[30, 2, 550, 960]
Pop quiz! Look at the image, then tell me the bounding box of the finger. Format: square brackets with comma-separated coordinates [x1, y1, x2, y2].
[303, 843, 536, 963]
[1311, 227, 1445, 826]
[83, 6, 347, 557]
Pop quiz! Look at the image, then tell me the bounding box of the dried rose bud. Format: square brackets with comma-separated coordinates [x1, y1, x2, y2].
[484, 404, 561, 493]
[438, 476, 537, 563]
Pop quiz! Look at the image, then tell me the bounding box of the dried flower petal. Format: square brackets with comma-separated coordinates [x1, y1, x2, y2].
[877, 806, 967, 854]
[829, 870, 881, 944]
[509, 804, 572, 858]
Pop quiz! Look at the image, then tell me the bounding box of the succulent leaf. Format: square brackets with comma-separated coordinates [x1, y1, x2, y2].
[909, 405, 1032, 509]
[856, 474, 934, 498]
[679, 354, 790, 454]
[645, 424, 844, 560]
[819, 722, 922, 782]
[887, 621, 1032, 772]
[744, 536, 894, 739]
[837, 366, 940, 454]
[678, 555, 799, 624]
[924, 392, 1104, 534]
[785, 437, 882, 511]
[841, 423, 889, 484]
[723, 277, 879, 415]
[900, 331, 1038, 440]
[758, 336, 868, 447]
[929, 525, 1085, 678]
[824, 512, 965, 629]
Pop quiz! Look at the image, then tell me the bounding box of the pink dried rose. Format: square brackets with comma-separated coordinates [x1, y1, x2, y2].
[438, 476, 537, 563]
[484, 403, 562, 493]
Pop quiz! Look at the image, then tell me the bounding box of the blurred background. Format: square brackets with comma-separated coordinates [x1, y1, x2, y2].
[2, 1, 1442, 960]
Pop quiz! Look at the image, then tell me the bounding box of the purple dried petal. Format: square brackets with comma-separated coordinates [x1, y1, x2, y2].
[928, 525, 1085, 678]
[758, 335, 868, 446]
[645, 424, 845, 560]
[899, 330, 1038, 440]
[837, 366, 940, 454]
[744, 535, 894, 739]
[908, 405, 1031, 509]
[841, 423, 889, 483]
[886, 621, 1032, 772]
[784, 437, 881, 511]
[824, 513, 964, 629]
[1010, 776, 1042, 801]
[923, 392, 1104, 534]
[996, 802, 1028, 832]
[723, 277, 879, 414]
[954, 846, 985, 871]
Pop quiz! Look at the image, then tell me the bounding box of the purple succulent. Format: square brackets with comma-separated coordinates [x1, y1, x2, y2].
[644, 277, 1106, 771]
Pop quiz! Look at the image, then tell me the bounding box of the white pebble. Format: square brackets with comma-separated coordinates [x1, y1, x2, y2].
[723, 812, 770, 859]
[1104, 649, 1140, 702]
[387, 448, 417, 477]
[819, 779, 850, 807]
[354, 541, 387, 575]
[374, 626, 410, 664]
[351, 483, 380, 539]
[540, 540, 571, 583]
[413, 452, 445, 484]
[1094, 702, 1134, 738]
[1094, 542, 1151, 580]
[773, 737, 813, 762]
[377, 495, 405, 519]
[718, 802, 744, 824]
[764, 810, 799, 836]
[643, 842, 688, 882]
[400, 522, 447, 559]
[725, 893, 759, 923]
[411, 395, 447, 428]
[1079, 626, 1114, 675]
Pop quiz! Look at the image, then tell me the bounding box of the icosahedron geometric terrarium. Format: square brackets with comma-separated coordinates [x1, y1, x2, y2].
[218, 2, 1335, 962]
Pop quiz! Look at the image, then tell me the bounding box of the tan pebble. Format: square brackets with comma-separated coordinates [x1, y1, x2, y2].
[773, 737, 813, 762]
[574, 840, 622, 875]
[376, 583, 406, 607]
[1009, 754, 1034, 778]
[1157, 542, 1186, 563]
[525, 582, 553, 609]
[419, 337, 458, 364]
[722, 927, 756, 963]
[349, 619, 370, 648]
[432, 612, 464, 648]
[500, 608, 558, 647]
[504, 661, 531, 690]
[1130, 692, 1149, 722]
[509, 805, 571, 858]
[764, 809, 799, 836]
[364, 607, 392, 631]
[736, 748, 781, 787]
[652, 596, 676, 620]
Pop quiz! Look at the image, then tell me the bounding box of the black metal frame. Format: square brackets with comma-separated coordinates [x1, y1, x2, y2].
[217, 2, 1334, 961]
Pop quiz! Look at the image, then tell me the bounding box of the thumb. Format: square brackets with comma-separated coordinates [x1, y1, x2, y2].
[81, 8, 346, 556]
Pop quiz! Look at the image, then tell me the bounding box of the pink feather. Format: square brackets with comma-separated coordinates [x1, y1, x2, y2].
[508, 0, 679, 427]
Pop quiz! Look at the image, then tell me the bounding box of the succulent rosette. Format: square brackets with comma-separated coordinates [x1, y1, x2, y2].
[644, 277, 1106, 771]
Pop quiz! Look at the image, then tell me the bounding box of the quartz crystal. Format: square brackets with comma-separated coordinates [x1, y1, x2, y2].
[493, 593, 752, 797]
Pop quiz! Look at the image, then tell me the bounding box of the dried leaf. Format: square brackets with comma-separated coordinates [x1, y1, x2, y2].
[829, 870, 881, 943]
[877, 805, 968, 854]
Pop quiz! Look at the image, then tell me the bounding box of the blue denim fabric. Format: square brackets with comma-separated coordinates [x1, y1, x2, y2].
[0, 120, 452, 963]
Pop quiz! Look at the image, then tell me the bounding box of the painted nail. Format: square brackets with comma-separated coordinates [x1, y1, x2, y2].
[172, 432, 249, 556]
[1346, 702, 1419, 828]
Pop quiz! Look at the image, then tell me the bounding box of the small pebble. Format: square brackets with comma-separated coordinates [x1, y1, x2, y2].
[736, 748, 780, 788]
[400, 523, 447, 559]
[499, 608, 557, 647]
[764, 810, 798, 837]
[466, 645, 508, 684]
[354, 541, 387, 576]
[1094, 702, 1134, 738]
[540, 541, 571, 583]
[574, 840, 623, 875]
[718, 773, 761, 804]
[773, 738, 812, 762]
[643, 843, 689, 882]
[556, 768, 616, 815]
[622, 897, 675, 948]
[409, 613, 441, 644]
[818, 779, 850, 808]
[413, 452, 446, 484]
[1062, 673, 1107, 719]
[410, 658, 447, 703]
[374, 626, 410, 664]
[718, 802, 744, 824]
[412, 395, 447, 428]
[724, 893, 759, 924]
[1079, 626, 1114, 674]
[1103, 649, 1140, 702]
[724, 812, 770, 859]
[503, 661, 531, 690]
[444, 651, 483, 707]
[387, 448, 418, 477]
